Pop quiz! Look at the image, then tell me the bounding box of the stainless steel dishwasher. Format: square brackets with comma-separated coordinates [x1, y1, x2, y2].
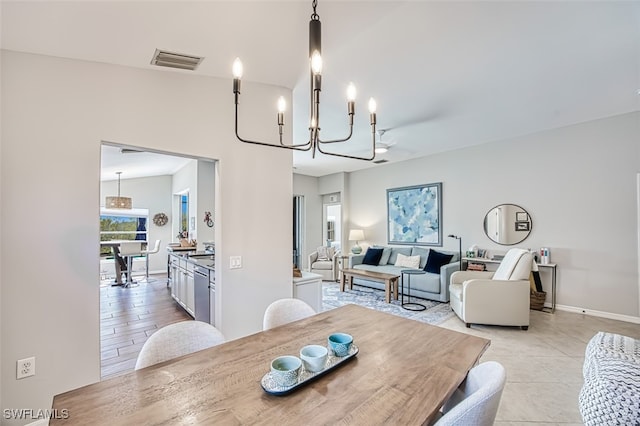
[194, 266, 210, 323]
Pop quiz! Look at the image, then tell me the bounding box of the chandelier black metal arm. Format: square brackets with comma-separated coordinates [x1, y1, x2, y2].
[316, 125, 377, 160]
[232, 0, 378, 162]
[234, 101, 312, 151]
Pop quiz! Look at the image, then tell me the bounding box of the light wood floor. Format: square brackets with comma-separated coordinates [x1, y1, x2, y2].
[100, 274, 192, 380]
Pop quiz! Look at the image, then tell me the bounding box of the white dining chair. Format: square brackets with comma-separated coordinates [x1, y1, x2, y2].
[432, 361, 507, 426]
[118, 241, 143, 288]
[134, 320, 226, 370]
[140, 239, 161, 282]
[262, 298, 316, 330]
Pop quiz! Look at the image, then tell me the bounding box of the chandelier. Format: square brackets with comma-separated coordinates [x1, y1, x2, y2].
[232, 0, 378, 161]
[105, 172, 132, 209]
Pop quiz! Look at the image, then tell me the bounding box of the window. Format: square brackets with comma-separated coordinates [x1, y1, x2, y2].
[100, 208, 149, 255]
[178, 193, 189, 238]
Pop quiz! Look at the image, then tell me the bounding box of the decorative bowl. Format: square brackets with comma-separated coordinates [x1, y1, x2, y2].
[270, 356, 302, 387]
[300, 345, 329, 373]
[328, 333, 353, 357]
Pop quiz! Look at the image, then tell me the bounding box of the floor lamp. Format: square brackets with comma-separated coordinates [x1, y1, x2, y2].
[448, 234, 462, 271]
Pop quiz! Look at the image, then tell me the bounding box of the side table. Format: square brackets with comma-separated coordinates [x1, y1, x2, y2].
[336, 255, 350, 282]
[401, 269, 426, 311]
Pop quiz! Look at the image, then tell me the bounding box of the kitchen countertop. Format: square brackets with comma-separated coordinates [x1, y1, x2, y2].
[168, 250, 215, 269]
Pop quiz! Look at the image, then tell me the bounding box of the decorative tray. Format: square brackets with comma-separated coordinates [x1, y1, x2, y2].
[261, 344, 359, 396]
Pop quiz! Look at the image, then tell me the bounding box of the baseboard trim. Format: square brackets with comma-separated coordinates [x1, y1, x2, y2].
[555, 304, 640, 324]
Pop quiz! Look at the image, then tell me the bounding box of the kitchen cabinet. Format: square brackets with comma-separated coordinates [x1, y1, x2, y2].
[293, 272, 323, 312]
[168, 252, 214, 320]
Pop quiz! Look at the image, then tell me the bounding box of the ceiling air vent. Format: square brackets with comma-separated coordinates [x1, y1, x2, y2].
[151, 49, 203, 71]
[373, 159, 389, 164]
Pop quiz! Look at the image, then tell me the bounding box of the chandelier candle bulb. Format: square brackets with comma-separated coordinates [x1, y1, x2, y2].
[232, 58, 243, 96]
[347, 83, 356, 116]
[368, 98, 377, 125]
[347, 83, 356, 101]
[232, 58, 243, 79]
[311, 51, 322, 74]
[277, 96, 286, 126]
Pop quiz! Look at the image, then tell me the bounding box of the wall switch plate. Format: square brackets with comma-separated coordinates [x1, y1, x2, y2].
[17, 357, 35, 379]
[230, 256, 242, 269]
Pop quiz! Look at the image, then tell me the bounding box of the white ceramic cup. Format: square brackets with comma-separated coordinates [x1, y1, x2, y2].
[300, 344, 329, 373]
[270, 355, 302, 387]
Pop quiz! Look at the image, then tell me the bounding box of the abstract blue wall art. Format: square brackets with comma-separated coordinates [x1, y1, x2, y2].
[387, 183, 442, 246]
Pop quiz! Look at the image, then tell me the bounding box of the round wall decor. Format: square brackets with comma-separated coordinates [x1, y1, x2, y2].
[153, 212, 168, 227]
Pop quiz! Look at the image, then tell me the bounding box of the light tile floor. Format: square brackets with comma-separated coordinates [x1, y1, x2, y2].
[437, 309, 640, 425]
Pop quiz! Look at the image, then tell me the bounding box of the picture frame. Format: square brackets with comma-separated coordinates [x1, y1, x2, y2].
[515, 221, 530, 231]
[387, 182, 442, 246]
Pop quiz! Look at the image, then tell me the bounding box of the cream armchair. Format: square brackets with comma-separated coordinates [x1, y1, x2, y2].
[449, 248, 534, 330]
[309, 247, 340, 281]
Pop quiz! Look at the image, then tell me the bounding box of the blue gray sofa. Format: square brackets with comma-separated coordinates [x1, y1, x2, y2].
[348, 245, 460, 303]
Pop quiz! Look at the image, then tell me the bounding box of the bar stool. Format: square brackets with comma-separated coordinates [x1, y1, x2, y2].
[140, 239, 161, 283]
[119, 241, 143, 288]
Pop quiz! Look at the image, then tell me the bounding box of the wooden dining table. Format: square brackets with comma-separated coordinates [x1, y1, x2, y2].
[51, 304, 490, 425]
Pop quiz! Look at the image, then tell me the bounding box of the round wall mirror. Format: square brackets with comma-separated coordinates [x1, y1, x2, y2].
[483, 204, 532, 245]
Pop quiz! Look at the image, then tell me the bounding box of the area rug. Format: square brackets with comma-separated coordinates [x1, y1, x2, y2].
[322, 282, 455, 326]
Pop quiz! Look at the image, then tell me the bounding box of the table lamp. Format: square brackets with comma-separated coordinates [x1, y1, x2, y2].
[448, 234, 462, 271]
[348, 229, 365, 254]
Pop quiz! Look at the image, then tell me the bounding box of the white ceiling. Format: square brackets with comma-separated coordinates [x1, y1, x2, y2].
[100, 144, 194, 181]
[3, 1, 639, 177]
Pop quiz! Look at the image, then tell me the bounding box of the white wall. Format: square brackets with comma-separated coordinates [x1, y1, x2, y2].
[1, 50, 293, 423]
[344, 112, 640, 318]
[100, 175, 174, 274]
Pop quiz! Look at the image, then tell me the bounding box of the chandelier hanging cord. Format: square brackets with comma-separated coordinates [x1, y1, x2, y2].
[232, 0, 378, 161]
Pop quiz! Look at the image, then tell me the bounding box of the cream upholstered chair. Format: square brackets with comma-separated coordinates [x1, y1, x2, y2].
[308, 246, 340, 281]
[432, 361, 506, 426]
[263, 298, 316, 330]
[449, 248, 534, 330]
[134, 320, 225, 370]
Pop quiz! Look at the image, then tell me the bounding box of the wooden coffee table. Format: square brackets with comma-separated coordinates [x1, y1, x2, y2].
[341, 268, 400, 303]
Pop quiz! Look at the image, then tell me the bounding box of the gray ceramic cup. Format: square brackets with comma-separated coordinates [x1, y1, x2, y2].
[270, 355, 302, 387]
[300, 345, 329, 373]
[328, 333, 353, 357]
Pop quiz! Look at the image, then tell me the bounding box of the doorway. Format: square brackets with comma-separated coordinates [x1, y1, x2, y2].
[99, 142, 217, 379]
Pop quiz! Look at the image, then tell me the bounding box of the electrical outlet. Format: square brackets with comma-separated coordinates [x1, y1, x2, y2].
[17, 357, 35, 379]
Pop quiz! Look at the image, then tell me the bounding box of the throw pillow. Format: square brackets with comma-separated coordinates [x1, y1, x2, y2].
[424, 250, 454, 274]
[317, 246, 334, 261]
[394, 253, 421, 269]
[362, 247, 384, 265]
[378, 247, 392, 265]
